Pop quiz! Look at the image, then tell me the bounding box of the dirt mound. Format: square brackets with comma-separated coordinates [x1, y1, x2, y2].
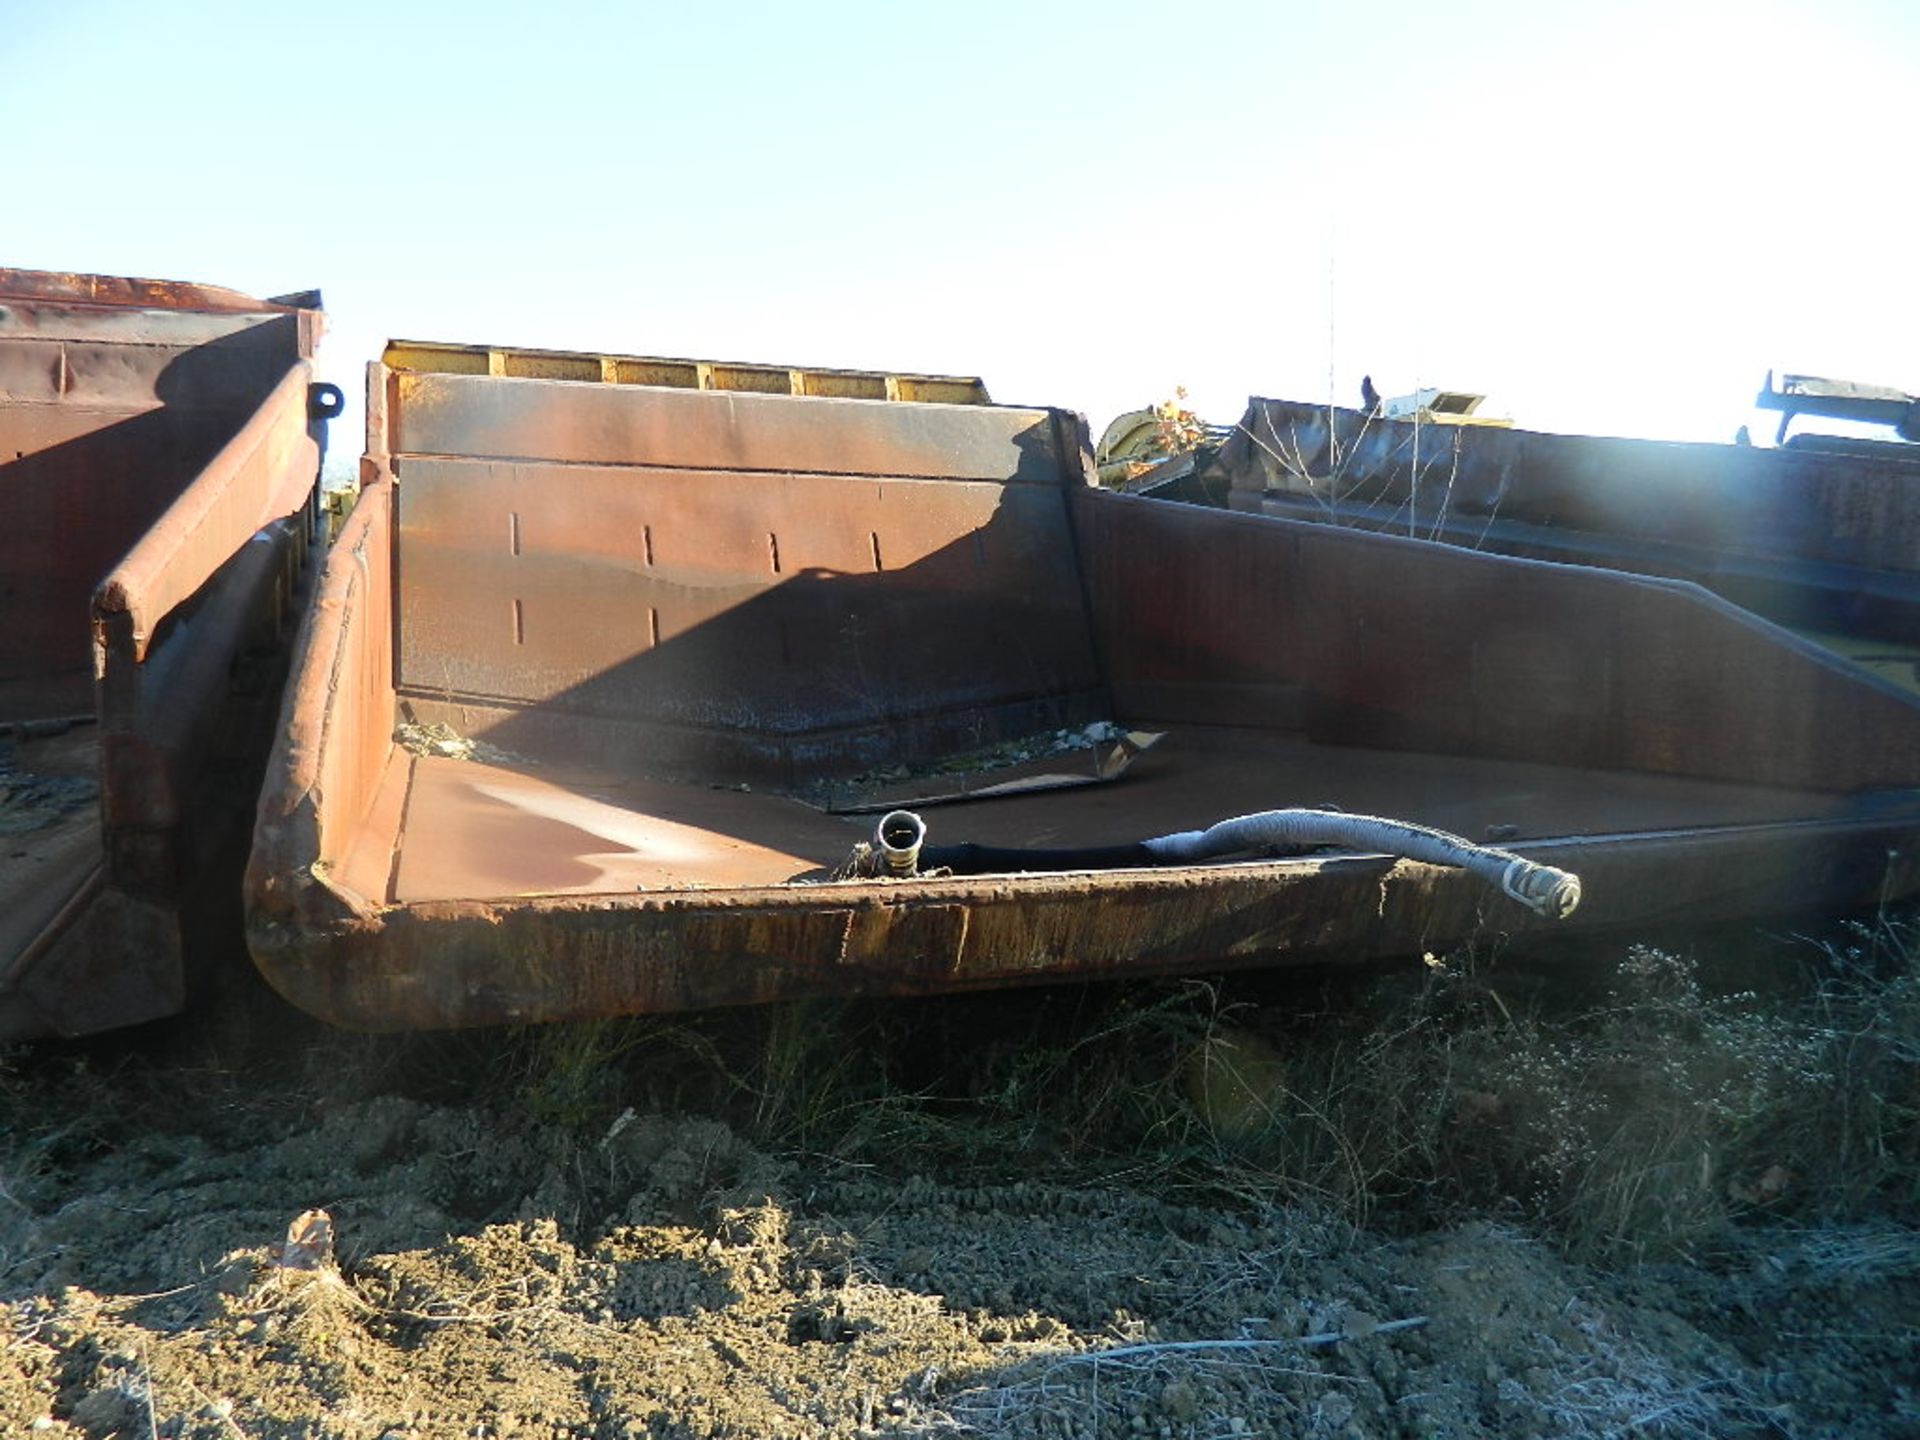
[4, 938, 1918, 1437]
[3, 1090, 1913, 1438]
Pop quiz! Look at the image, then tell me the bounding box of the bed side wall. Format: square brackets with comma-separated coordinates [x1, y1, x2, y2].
[1072, 487, 1920, 793]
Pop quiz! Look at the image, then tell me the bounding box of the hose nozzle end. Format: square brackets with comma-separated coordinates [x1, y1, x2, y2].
[1501, 860, 1582, 920]
[875, 811, 926, 878]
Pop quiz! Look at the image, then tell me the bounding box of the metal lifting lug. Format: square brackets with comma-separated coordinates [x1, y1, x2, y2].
[308, 382, 346, 421]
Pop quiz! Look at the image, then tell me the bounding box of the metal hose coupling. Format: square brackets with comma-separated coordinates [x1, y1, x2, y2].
[1498, 858, 1582, 919]
[874, 811, 926, 877]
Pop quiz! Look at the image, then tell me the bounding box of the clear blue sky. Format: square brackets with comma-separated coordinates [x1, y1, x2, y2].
[7, 0, 1916, 465]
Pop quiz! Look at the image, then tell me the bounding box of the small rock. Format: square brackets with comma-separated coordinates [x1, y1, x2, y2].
[787, 1301, 859, 1344]
[210, 1257, 255, 1297]
[1160, 1379, 1199, 1423]
[1341, 1308, 1379, 1339]
[69, 1387, 142, 1439]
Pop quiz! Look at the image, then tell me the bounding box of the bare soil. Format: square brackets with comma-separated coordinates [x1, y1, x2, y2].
[3, 954, 1917, 1440]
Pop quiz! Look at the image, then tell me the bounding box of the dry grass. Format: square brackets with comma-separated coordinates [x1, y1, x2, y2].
[1153, 929, 1919, 1261]
[394, 909, 1920, 1269]
[5, 911, 1916, 1270]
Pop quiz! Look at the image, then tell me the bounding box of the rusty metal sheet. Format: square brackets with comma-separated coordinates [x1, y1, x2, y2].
[0, 886, 185, 1044]
[0, 269, 328, 1040]
[0, 306, 284, 357]
[97, 515, 311, 897]
[1217, 395, 1920, 642]
[394, 457, 1104, 778]
[0, 269, 308, 315]
[390, 370, 1077, 481]
[0, 306, 311, 711]
[0, 407, 232, 714]
[247, 477, 398, 918]
[1072, 488, 1920, 794]
[377, 724, 1854, 908]
[391, 758, 861, 899]
[95, 363, 321, 662]
[248, 807, 1920, 1031]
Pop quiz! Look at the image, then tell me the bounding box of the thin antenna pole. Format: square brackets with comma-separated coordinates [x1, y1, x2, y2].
[1326, 247, 1337, 420]
[1327, 242, 1337, 500]
[1411, 374, 1420, 537]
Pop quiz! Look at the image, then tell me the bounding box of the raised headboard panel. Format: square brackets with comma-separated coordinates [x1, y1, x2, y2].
[387, 372, 1106, 782]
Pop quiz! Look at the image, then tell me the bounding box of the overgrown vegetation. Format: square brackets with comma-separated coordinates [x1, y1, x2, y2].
[4, 912, 1917, 1268]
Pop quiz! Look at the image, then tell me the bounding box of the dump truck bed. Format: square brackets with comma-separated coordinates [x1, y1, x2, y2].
[1218, 395, 1920, 647]
[0, 270, 328, 1040]
[247, 350, 1920, 1031]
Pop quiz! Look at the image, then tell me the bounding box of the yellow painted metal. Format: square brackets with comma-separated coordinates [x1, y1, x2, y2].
[383, 341, 990, 404]
[1096, 407, 1219, 488]
[1096, 408, 1162, 459]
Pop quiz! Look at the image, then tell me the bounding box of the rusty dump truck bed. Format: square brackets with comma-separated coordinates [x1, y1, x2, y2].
[246, 346, 1920, 1031]
[1218, 395, 1920, 652]
[0, 270, 328, 1040]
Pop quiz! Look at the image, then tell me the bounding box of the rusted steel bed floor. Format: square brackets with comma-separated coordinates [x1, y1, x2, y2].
[338, 725, 1856, 906]
[0, 724, 101, 965]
